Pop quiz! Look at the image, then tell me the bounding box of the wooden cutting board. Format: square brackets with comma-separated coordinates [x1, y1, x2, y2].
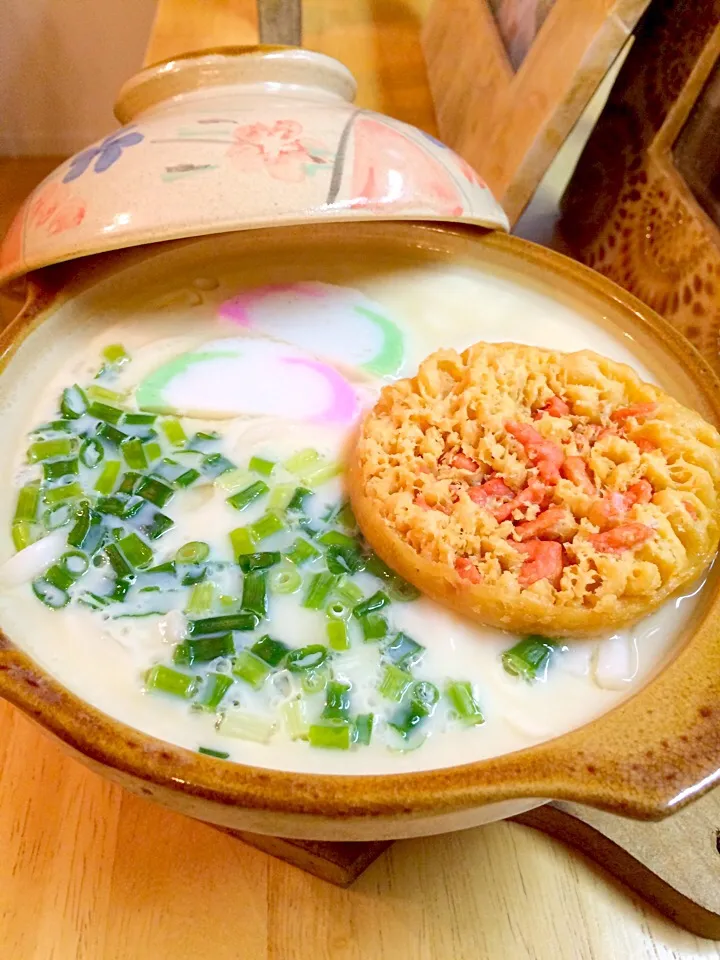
[218, 790, 720, 939]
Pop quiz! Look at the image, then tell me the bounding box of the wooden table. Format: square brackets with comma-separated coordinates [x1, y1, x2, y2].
[2, 3, 720, 957]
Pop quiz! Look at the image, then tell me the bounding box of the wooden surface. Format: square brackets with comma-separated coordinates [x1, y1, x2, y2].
[2, 1, 720, 957]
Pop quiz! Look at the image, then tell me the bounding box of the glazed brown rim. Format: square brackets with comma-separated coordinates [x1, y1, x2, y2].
[2, 222, 720, 824]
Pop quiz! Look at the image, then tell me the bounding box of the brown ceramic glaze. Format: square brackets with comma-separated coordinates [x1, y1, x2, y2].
[2, 222, 720, 842]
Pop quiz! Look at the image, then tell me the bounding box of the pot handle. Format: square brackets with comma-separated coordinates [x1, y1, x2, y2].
[257, 0, 302, 46]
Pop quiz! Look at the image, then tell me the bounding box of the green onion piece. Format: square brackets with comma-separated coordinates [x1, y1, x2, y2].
[59, 550, 89, 578]
[117, 532, 153, 569]
[359, 613, 388, 642]
[322, 680, 351, 722]
[42, 481, 83, 505]
[326, 619, 349, 651]
[87, 400, 125, 424]
[14, 482, 40, 522]
[325, 544, 365, 575]
[79, 437, 104, 469]
[136, 476, 174, 508]
[105, 542, 133, 578]
[214, 468, 251, 494]
[308, 723, 351, 750]
[196, 672, 233, 711]
[284, 537, 320, 566]
[378, 664, 413, 702]
[60, 384, 88, 419]
[187, 613, 259, 636]
[67, 502, 103, 552]
[445, 681, 485, 726]
[87, 384, 127, 405]
[122, 497, 146, 520]
[202, 453, 235, 479]
[286, 486, 312, 512]
[143, 440, 162, 464]
[282, 698, 309, 740]
[384, 632, 425, 667]
[123, 412, 156, 426]
[232, 650, 272, 689]
[109, 576, 134, 602]
[336, 502, 357, 530]
[286, 644, 328, 673]
[44, 562, 74, 591]
[198, 747, 230, 759]
[501, 635, 559, 682]
[95, 422, 127, 446]
[218, 710, 276, 743]
[326, 599, 351, 621]
[172, 642, 190, 665]
[241, 570, 268, 619]
[284, 448, 321, 475]
[96, 496, 127, 516]
[33, 419, 74, 436]
[94, 460, 121, 495]
[186, 631, 235, 664]
[43, 502, 73, 531]
[145, 664, 198, 699]
[174, 468, 200, 488]
[142, 511, 174, 541]
[185, 431, 220, 453]
[102, 343, 130, 366]
[180, 563, 207, 587]
[121, 436, 147, 470]
[229, 526, 257, 558]
[175, 541, 210, 564]
[146, 560, 176, 575]
[249, 510, 285, 542]
[301, 664, 329, 694]
[12, 521, 32, 551]
[353, 591, 390, 619]
[249, 456, 275, 477]
[365, 553, 421, 602]
[303, 572, 339, 610]
[251, 635, 290, 667]
[237, 551, 280, 573]
[318, 530, 357, 550]
[334, 576, 364, 605]
[160, 417, 187, 447]
[284, 449, 340, 487]
[28, 437, 76, 462]
[267, 483, 295, 510]
[185, 581, 215, 616]
[42, 457, 79, 481]
[304, 462, 341, 488]
[389, 681, 440, 739]
[227, 480, 269, 512]
[354, 713, 374, 746]
[32, 578, 69, 608]
[268, 563, 301, 595]
[117, 471, 140, 495]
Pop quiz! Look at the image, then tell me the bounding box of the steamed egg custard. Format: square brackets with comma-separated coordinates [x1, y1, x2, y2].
[0, 268, 710, 775]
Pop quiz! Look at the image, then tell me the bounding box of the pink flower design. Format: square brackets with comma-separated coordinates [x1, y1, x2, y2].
[28, 182, 86, 236]
[228, 119, 322, 183]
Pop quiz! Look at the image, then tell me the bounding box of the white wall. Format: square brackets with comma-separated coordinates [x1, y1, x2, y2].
[1, 0, 156, 155]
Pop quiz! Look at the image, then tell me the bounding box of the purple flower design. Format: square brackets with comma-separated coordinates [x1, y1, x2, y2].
[62, 127, 144, 183]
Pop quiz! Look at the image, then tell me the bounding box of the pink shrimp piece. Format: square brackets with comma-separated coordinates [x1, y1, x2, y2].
[589, 523, 654, 553]
[562, 456, 595, 495]
[635, 437, 658, 453]
[628, 479, 653, 504]
[492, 480, 548, 523]
[506, 421, 565, 484]
[455, 557, 482, 584]
[468, 476, 513, 507]
[515, 540, 564, 589]
[514, 507, 567, 542]
[536, 395, 570, 418]
[610, 402, 658, 424]
[451, 453, 479, 472]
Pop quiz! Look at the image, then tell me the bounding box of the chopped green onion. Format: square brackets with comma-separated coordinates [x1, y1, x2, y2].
[318, 530, 357, 550]
[268, 483, 296, 510]
[79, 437, 104, 468]
[354, 713, 374, 745]
[185, 581, 215, 615]
[334, 576, 364, 605]
[87, 400, 124, 424]
[227, 480, 269, 512]
[104, 542, 133, 578]
[60, 384, 88, 419]
[308, 723, 351, 750]
[59, 550, 89, 578]
[268, 563, 301, 595]
[286, 644, 328, 673]
[283, 449, 340, 487]
[237, 551, 280, 573]
[186, 431, 220, 453]
[43, 502, 73, 531]
[142, 511, 174, 540]
[187, 613, 259, 635]
[365, 553, 421, 601]
[145, 664, 198, 699]
[229, 526, 257, 558]
[143, 440, 162, 464]
[32, 578, 69, 608]
[359, 613, 388, 642]
[214, 468, 251, 493]
[384, 632, 425, 667]
[185, 632, 235, 664]
[282, 698, 309, 740]
[160, 417, 187, 447]
[325, 544, 365, 575]
[445, 681, 485, 725]
[389, 681, 440, 738]
[67, 503, 103, 553]
[14, 482, 40, 522]
[501, 635, 559, 682]
[322, 681, 351, 722]
[303, 572, 339, 610]
[12, 521, 32, 551]
[251, 635, 290, 667]
[146, 561, 176, 576]
[42, 481, 83, 505]
[196, 673, 233, 710]
[284, 448, 321, 475]
[326, 619, 349, 651]
[117, 471, 140, 495]
[28, 437, 77, 462]
[44, 563, 74, 591]
[87, 384, 127, 405]
[117, 532, 153, 569]
[286, 486, 312, 512]
[284, 537, 320, 566]
[175, 541, 210, 564]
[249, 456, 275, 477]
[241, 570, 268, 619]
[353, 591, 390, 618]
[33, 419, 74, 436]
[94, 460, 121, 494]
[378, 664, 413, 702]
[175, 467, 201, 488]
[95, 422, 127, 446]
[218, 710, 275, 743]
[301, 665, 329, 694]
[336, 502, 357, 530]
[43, 457, 79, 481]
[232, 650, 272, 689]
[96, 496, 127, 517]
[122, 496, 145, 519]
[109, 576, 134, 603]
[326, 599, 351, 620]
[304, 462, 341, 488]
[180, 563, 207, 586]
[123, 412, 156, 426]
[249, 510, 285, 542]
[198, 747, 230, 759]
[121, 436, 147, 470]
[102, 343, 130, 366]
[201, 453, 235, 479]
[136, 476, 174, 508]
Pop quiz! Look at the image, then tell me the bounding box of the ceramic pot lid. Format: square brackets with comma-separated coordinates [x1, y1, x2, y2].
[0, 47, 509, 291]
